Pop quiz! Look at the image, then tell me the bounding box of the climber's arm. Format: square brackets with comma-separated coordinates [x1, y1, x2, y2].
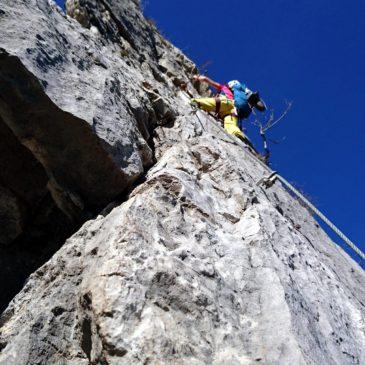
[193, 75, 222, 90]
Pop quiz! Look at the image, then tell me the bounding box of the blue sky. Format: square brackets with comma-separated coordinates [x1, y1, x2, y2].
[57, 1, 364, 266]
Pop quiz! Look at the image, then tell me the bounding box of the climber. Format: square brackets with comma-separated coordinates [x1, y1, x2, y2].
[191, 75, 266, 141]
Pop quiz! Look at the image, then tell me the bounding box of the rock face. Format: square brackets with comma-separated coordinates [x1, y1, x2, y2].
[0, 0, 203, 310]
[0, 1, 364, 364]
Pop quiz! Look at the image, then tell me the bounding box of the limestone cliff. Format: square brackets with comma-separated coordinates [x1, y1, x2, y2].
[0, 1, 364, 364]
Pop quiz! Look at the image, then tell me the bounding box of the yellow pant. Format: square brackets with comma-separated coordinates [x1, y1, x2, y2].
[191, 97, 245, 139]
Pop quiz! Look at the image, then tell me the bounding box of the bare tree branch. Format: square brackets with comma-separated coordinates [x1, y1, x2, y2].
[249, 100, 293, 164]
[262, 101, 292, 132]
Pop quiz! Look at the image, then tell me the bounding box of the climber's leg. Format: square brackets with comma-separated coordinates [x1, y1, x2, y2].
[191, 96, 235, 114]
[218, 98, 236, 116]
[223, 115, 246, 140]
[191, 97, 219, 113]
[191, 97, 246, 141]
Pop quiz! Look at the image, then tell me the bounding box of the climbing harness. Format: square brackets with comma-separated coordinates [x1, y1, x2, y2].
[184, 90, 364, 262]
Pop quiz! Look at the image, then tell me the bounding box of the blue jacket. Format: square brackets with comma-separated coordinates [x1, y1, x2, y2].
[231, 83, 252, 120]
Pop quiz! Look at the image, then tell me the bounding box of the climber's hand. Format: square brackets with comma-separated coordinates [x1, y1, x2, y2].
[193, 75, 206, 83]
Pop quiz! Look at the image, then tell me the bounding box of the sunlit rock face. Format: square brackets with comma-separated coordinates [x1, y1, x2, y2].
[0, 1, 364, 364]
[0, 0, 200, 310]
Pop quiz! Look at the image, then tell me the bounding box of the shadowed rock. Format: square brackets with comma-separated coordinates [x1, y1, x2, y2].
[0, 50, 128, 215]
[0, 49, 129, 311]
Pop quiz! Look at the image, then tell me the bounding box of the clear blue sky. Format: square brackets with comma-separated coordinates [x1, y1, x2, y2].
[57, 1, 364, 266]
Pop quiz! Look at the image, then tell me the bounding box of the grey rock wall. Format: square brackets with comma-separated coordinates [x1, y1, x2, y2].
[0, 0, 203, 309]
[0, 1, 364, 364]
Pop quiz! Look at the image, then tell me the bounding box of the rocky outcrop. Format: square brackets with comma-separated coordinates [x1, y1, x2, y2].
[1, 121, 364, 364]
[0, 0, 203, 310]
[0, 1, 364, 364]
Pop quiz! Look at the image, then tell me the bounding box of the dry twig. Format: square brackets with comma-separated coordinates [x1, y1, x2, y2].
[251, 100, 293, 163]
